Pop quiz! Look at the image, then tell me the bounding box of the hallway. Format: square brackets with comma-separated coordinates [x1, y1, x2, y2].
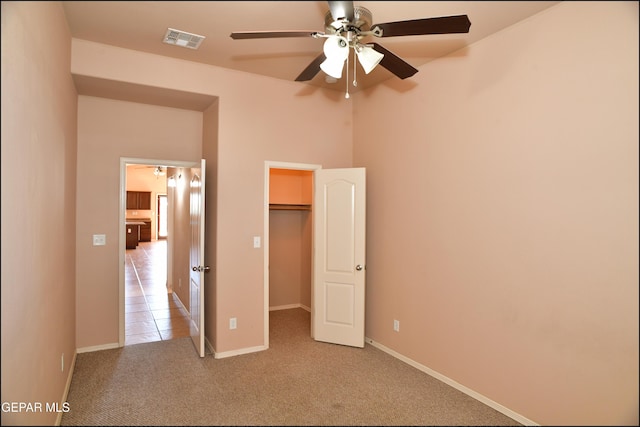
[125, 240, 191, 345]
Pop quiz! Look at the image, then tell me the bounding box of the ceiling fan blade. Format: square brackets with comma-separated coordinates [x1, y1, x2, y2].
[370, 43, 418, 80]
[372, 15, 471, 37]
[230, 31, 321, 40]
[295, 53, 326, 82]
[327, 1, 354, 22]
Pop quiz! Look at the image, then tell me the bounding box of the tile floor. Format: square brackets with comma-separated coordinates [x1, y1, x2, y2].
[125, 240, 192, 346]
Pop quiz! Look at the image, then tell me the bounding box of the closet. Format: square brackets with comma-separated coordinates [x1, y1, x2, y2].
[269, 168, 313, 311]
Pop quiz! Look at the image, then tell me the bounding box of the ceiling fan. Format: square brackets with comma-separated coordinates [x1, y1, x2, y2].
[230, 1, 471, 95]
[132, 165, 166, 177]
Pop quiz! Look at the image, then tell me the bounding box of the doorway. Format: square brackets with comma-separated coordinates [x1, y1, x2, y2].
[119, 157, 200, 346]
[265, 162, 367, 349]
[263, 161, 321, 348]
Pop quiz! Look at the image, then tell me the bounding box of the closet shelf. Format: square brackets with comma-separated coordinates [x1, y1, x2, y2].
[269, 203, 311, 211]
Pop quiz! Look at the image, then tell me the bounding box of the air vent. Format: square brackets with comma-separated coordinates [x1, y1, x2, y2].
[163, 28, 205, 50]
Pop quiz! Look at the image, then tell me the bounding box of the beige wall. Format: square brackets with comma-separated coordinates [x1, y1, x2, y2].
[202, 101, 219, 351]
[70, 38, 353, 354]
[353, 2, 638, 425]
[166, 166, 196, 314]
[269, 169, 313, 310]
[1, 2, 78, 425]
[75, 96, 203, 349]
[269, 210, 312, 309]
[2, 1, 638, 426]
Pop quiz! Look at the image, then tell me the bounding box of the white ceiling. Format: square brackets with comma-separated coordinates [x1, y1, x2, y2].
[62, 1, 560, 94]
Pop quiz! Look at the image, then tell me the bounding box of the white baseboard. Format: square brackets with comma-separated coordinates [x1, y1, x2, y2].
[205, 336, 215, 356]
[76, 342, 120, 353]
[269, 303, 310, 312]
[214, 344, 267, 359]
[269, 303, 298, 311]
[364, 337, 539, 427]
[55, 350, 77, 426]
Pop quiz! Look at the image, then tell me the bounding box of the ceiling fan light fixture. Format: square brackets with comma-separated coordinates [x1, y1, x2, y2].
[320, 57, 346, 79]
[356, 45, 384, 74]
[320, 36, 348, 78]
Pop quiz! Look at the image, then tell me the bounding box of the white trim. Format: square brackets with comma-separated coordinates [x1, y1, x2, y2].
[205, 336, 215, 356]
[173, 290, 188, 312]
[55, 350, 77, 426]
[119, 157, 199, 347]
[213, 345, 268, 359]
[77, 342, 120, 353]
[364, 337, 539, 427]
[269, 303, 311, 312]
[269, 303, 301, 311]
[263, 161, 321, 350]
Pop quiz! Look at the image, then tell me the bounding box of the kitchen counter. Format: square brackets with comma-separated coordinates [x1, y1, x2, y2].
[125, 222, 145, 249]
[125, 219, 152, 249]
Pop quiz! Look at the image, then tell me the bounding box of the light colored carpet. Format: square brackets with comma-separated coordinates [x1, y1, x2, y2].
[61, 308, 521, 426]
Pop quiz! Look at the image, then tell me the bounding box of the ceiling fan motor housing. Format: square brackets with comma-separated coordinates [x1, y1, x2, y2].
[324, 6, 372, 35]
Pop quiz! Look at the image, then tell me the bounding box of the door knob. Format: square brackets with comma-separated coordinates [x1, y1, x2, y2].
[192, 266, 211, 272]
[356, 264, 363, 271]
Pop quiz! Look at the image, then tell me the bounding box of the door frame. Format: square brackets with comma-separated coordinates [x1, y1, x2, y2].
[118, 157, 200, 347]
[263, 161, 321, 348]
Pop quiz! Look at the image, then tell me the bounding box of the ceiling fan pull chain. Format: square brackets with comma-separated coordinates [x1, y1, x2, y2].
[345, 51, 350, 99]
[352, 48, 358, 88]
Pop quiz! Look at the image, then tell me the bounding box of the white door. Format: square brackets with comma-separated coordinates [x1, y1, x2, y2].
[189, 159, 207, 357]
[313, 167, 366, 347]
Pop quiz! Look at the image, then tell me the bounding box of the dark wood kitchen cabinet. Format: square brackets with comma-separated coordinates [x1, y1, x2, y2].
[126, 191, 151, 210]
[139, 220, 152, 242]
[125, 223, 141, 249]
[125, 219, 151, 248]
[125, 220, 144, 249]
[126, 192, 137, 209]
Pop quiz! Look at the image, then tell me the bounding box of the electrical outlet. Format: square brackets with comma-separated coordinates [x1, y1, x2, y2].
[229, 317, 237, 330]
[393, 319, 400, 332]
[253, 236, 261, 248]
